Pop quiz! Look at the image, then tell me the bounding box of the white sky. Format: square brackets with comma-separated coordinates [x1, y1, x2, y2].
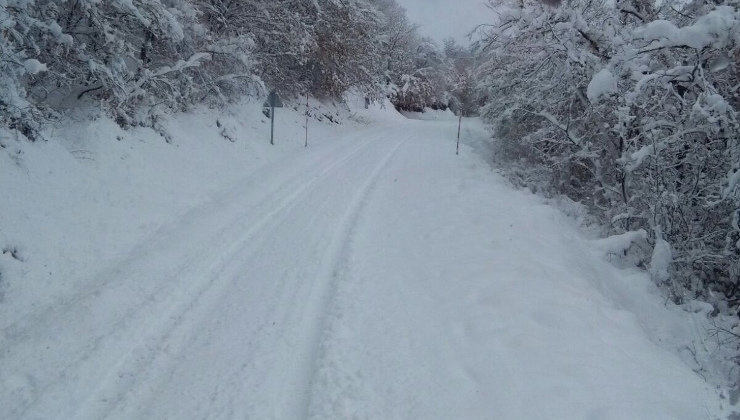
[394, 0, 491, 44]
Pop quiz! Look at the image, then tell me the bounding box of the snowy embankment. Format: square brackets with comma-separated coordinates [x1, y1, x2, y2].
[0, 98, 371, 323]
[0, 102, 732, 419]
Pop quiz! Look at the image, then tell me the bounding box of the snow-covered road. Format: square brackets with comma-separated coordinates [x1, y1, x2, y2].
[1, 118, 721, 419]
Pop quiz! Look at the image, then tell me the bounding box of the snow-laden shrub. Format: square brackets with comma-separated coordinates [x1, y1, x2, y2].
[1, 0, 53, 140]
[0, 0, 233, 135]
[477, 0, 740, 313]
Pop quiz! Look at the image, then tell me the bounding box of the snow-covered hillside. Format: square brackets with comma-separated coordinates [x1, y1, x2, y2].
[0, 103, 733, 419]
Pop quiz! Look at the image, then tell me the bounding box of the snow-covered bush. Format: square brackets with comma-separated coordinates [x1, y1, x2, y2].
[1, 0, 55, 140]
[1, 0, 427, 138]
[477, 0, 740, 313]
[1, 0, 229, 134]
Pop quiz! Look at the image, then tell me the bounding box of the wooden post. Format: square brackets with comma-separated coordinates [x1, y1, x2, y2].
[456, 114, 462, 155]
[305, 92, 309, 148]
[270, 101, 275, 146]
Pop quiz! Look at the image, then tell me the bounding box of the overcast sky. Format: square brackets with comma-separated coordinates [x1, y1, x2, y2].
[394, 0, 491, 44]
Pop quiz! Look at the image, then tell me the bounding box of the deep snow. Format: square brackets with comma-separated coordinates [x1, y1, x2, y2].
[0, 101, 732, 419]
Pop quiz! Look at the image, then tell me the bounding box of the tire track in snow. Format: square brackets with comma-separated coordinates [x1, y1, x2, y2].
[99, 134, 406, 420]
[170, 134, 406, 420]
[284, 138, 405, 420]
[73, 137, 384, 420]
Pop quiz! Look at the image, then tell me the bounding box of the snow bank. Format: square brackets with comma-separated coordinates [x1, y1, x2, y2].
[341, 92, 406, 124]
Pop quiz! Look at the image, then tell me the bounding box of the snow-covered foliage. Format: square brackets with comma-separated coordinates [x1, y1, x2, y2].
[2, 0, 452, 138]
[0, 0, 239, 134]
[368, 0, 480, 113]
[383, 37, 480, 114]
[477, 0, 739, 344]
[310, 0, 384, 97]
[445, 40, 479, 116]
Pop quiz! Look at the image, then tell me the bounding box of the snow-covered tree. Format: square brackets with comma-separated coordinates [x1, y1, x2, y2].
[445, 39, 477, 116]
[1, 0, 49, 140]
[308, 0, 384, 97]
[372, 0, 418, 85]
[1, 0, 221, 134]
[189, 0, 262, 102]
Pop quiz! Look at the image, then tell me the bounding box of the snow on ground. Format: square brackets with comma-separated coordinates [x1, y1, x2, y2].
[0, 100, 732, 419]
[0, 97, 378, 329]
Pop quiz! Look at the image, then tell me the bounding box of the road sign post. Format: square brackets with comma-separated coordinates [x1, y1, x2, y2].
[263, 91, 283, 145]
